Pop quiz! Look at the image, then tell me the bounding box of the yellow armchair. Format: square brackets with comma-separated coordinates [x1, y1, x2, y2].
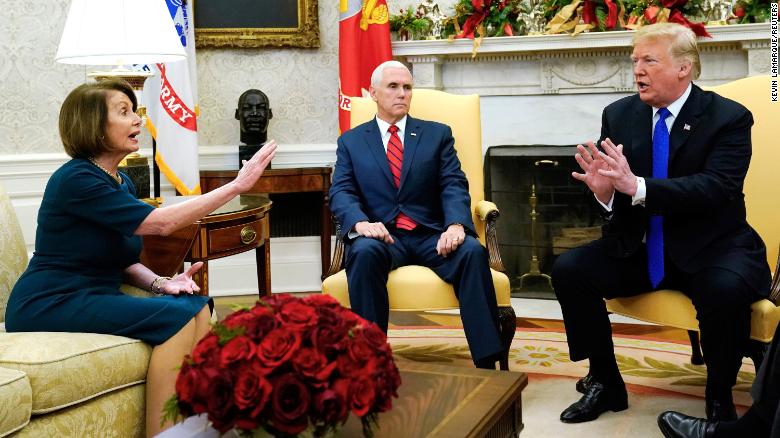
[321, 89, 516, 370]
[605, 75, 780, 366]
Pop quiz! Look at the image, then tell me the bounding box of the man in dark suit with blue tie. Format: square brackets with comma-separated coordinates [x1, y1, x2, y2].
[329, 60, 504, 369]
[553, 23, 771, 424]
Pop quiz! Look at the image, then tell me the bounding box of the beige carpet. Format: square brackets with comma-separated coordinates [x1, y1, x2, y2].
[387, 327, 756, 437]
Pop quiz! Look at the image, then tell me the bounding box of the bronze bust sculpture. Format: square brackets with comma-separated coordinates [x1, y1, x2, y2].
[236, 89, 273, 166]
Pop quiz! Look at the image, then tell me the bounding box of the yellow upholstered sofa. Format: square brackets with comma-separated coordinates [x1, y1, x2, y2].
[605, 75, 780, 366]
[0, 183, 150, 437]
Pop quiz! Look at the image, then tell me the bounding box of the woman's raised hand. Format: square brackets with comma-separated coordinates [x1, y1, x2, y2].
[233, 140, 277, 193]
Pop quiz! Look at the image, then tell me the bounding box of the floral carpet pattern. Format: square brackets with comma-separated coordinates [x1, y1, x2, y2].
[387, 328, 756, 407]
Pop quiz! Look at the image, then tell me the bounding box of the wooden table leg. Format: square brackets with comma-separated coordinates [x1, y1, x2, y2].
[256, 240, 271, 297]
[196, 261, 209, 296]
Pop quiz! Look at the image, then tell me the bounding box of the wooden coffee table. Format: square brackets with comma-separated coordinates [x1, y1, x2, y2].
[159, 361, 526, 438]
[340, 360, 527, 437]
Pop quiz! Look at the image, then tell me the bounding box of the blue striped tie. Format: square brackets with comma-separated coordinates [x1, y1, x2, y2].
[648, 107, 671, 289]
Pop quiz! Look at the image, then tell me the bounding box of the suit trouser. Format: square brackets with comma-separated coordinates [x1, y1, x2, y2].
[552, 239, 758, 401]
[750, 326, 780, 436]
[344, 226, 503, 362]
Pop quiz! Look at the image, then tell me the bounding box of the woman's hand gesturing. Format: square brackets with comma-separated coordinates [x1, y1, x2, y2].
[233, 140, 278, 193]
[159, 262, 204, 295]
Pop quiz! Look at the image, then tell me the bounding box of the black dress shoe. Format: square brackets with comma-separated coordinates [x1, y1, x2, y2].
[706, 398, 737, 422]
[658, 411, 717, 438]
[576, 373, 594, 394]
[560, 381, 628, 423]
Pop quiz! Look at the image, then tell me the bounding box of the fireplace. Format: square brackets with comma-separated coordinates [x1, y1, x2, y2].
[485, 145, 603, 299]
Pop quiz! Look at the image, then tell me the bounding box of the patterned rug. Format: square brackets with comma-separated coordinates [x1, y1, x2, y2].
[387, 327, 756, 407]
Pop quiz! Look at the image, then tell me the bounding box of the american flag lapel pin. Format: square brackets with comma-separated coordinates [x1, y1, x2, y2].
[683, 124, 691, 131]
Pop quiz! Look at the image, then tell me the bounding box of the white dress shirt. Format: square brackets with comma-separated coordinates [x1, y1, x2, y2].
[347, 115, 409, 238]
[375, 115, 407, 152]
[598, 83, 693, 211]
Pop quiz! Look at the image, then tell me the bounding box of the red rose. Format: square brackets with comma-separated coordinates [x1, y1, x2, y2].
[269, 374, 311, 435]
[234, 361, 272, 412]
[224, 309, 276, 341]
[372, 375, 395, 412]
[293, 347, 337, 384]
[336, 351, 362, 376]
[276, 300, 318, 330]
[357, 323, 387, 350]
[191, 334, 219, 365]
[312, 388, 348, 425]
[220, 336, 256, 367]
[733, 5, 745, 17]
[303, 294, 341, 308]
[175, 364, 200, 416]
[348, 375, 376, 417]
[264, 293, 296, 311]
[347, 332, 374, 365]
[311, 308, 350, 356]
[206, 374, 238, 433]
[256, 326, 301, 367]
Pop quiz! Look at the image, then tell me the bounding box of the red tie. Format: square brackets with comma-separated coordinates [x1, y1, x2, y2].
[387, 125, 416, 230]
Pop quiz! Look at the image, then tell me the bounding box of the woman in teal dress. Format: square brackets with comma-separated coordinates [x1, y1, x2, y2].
[4, 79, 277, 437]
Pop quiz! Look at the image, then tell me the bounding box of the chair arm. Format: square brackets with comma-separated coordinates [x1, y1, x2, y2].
[475, 200, 506, 273]
[770, 243, 780, 303]
[476, 200, 499, 221]
[324, 218, 346, 278]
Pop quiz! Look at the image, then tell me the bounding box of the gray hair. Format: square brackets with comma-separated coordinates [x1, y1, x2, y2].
[370, 60, 412, 88]
[632, 22, 701, 80]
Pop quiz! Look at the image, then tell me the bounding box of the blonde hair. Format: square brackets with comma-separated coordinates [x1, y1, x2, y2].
[632, 22, 701, 80]
[370, 60, 412, 88]
[58, 79, 137, 159]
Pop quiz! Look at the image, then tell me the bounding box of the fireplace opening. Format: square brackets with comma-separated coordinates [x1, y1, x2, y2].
[485, 145, 603, 299]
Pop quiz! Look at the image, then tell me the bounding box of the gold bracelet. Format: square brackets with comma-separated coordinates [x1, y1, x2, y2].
[150, 276, 172, 294]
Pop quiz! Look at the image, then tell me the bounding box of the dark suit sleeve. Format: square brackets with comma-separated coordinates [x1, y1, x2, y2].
[437, 125, 476, 235]
[329, 135, 370, 238]
[645, 106, 753, 214]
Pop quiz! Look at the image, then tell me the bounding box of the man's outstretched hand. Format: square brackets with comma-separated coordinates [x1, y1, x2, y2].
[572, 140, 615, 204]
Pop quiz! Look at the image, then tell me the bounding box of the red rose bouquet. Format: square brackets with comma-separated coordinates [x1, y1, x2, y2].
[163, 294, 402, 437]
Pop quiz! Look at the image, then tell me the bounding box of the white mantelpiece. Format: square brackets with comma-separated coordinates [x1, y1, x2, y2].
[394, 23, 772, 94]
[390, 24, 772, 147]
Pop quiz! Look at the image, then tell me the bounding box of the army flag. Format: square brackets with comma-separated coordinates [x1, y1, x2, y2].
[338, 0, 393, 133]
[144, 0, 200, 195]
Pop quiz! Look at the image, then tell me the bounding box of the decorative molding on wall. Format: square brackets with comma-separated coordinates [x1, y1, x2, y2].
[394, 24, 771, 95]
[0, 144, 337, 296]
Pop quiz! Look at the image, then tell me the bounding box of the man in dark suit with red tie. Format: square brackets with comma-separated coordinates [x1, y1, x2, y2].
[553, 23, 771, 424]
[329, 60, 504, 369]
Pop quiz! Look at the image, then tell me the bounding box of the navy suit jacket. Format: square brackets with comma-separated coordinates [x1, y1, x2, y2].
[329, 116, 475, 239]
[598, 84, 770, 295]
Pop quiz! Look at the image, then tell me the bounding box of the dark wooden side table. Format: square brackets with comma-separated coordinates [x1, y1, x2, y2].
[140, 194, 272, 297]
[200, 167, 333, 279]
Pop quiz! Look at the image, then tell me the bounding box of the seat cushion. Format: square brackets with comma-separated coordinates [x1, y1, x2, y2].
[14, 384, 145, 438]
[322, 265, 511, 311]
[0, 366, 31, 437]
[0, 332, 151, 414]
[605, 291, 780, 343]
